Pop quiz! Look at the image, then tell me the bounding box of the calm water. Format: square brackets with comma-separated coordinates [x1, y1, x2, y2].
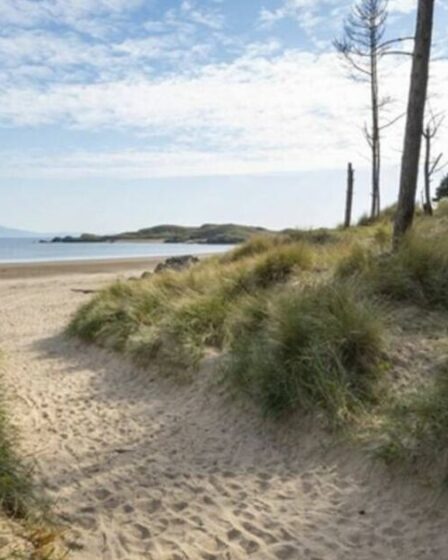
[0, 238, 231, 264]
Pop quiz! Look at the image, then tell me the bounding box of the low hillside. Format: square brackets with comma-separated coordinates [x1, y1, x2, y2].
[52, 223, 272, 245]
[69, 207, 448, 484]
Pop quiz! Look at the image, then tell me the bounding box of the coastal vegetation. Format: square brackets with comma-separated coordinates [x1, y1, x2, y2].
[0, 355, 62, 559]
[69, 206, 448, 481]
[51, 223, 273, 245]
[0, 357, 34, 520]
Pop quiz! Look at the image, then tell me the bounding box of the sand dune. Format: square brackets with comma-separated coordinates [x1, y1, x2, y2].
[1, 269, 448, 559]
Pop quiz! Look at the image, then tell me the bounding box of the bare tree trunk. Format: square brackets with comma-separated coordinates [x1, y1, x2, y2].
[370, 37, 381, 220]
[423, 126, 433, 215]
[393, 0, 435, 246]
[345, 163, 354, 228]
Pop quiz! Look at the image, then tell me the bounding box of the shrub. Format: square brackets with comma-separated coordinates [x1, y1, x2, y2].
[224, 281, 383, 420]
[433, 173, 448, 202]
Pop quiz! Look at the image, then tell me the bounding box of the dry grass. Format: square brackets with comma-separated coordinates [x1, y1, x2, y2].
[69, 239, 315, 371]
[69, 215, 448, 481]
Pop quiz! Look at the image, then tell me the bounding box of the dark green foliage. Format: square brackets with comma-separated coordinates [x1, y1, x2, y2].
[433, 174, 448, 202]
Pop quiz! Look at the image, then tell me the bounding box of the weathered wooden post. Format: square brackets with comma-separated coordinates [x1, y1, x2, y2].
[344, 162, 354, 228]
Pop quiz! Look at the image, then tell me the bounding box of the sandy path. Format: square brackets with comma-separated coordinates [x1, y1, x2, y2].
[1, 271, 448, 559]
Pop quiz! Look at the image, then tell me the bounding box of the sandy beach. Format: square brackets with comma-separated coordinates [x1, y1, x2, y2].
[1, 264, 448, 559]
[0, 256, 165, 280]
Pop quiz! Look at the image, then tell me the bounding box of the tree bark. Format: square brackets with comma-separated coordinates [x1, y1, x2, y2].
[370, 38, 381, 220]
[393, 0, 435, 246]
[423, 126, 433, 215]
[345, 163, 355, 228]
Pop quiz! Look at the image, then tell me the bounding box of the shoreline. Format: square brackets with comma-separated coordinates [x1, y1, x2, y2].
[0, 251, 221, 280]
[0, 256, 166, 280]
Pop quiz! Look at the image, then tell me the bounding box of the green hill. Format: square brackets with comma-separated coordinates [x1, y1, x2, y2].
[52, 223, 272, 245]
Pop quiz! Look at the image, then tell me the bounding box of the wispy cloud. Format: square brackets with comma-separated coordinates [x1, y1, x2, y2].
[0, 0, 447, 183]
[3, 49, 446, 180]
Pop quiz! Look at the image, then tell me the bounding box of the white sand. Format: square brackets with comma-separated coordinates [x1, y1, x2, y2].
[1, 269, 448, 559]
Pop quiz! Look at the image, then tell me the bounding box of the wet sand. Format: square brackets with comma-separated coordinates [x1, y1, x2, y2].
[0, 257, 164, 280]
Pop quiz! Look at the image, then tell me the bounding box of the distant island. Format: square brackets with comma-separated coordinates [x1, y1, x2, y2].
[50, 223, 273, 245]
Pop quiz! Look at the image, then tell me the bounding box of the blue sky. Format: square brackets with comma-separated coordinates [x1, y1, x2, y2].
[0, 0, 447, 233]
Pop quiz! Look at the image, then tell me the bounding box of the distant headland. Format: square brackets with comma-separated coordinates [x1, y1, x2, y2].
[50, 224, 274, 245]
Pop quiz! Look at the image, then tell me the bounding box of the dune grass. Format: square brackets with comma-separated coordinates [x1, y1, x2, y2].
[223, 281, 384, 420]
[338, 230, 448, 309]
[0, 355, 64, 559]
[69, 240, 315, 371]
[69, 213, 448, 480]
[69, 231, 387, 422]
[0, 357, 34, 520]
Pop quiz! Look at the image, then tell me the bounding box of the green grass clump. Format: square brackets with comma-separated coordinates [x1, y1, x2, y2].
[245, 243, 313, 289]
[69, 239, 315, 370]
[224, 282, 384, 421]
[338, 233, 448, 309]
[0, 412, 33, 520]
[68, 282, 149, 350]
[336, 244, 373, 279]
[129, 291, 231, 370]
[0, 357, 34, 520]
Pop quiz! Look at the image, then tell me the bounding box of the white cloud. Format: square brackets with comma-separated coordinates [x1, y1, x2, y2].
[0, 0, 144, 26]
[388, 0, 418, 14]
[1, 49, 447, 180]
[0, 1, 229, 84]
[0, 1, 447, 182]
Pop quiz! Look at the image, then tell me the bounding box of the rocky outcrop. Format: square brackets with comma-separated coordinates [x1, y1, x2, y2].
[154, 255, 200, 274]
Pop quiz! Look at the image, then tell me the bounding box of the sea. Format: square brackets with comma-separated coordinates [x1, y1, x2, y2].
[0, 238, 231, 264]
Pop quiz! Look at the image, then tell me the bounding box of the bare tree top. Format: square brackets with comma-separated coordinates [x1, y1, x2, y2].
[334, 0, 413, 79]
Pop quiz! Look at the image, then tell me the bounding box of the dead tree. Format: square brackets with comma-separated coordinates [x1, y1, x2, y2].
[344, 163, 355, 228]
[394, 0, 435, 246]
[422, 111, 445, 215]
[335, 0, 412, 220]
